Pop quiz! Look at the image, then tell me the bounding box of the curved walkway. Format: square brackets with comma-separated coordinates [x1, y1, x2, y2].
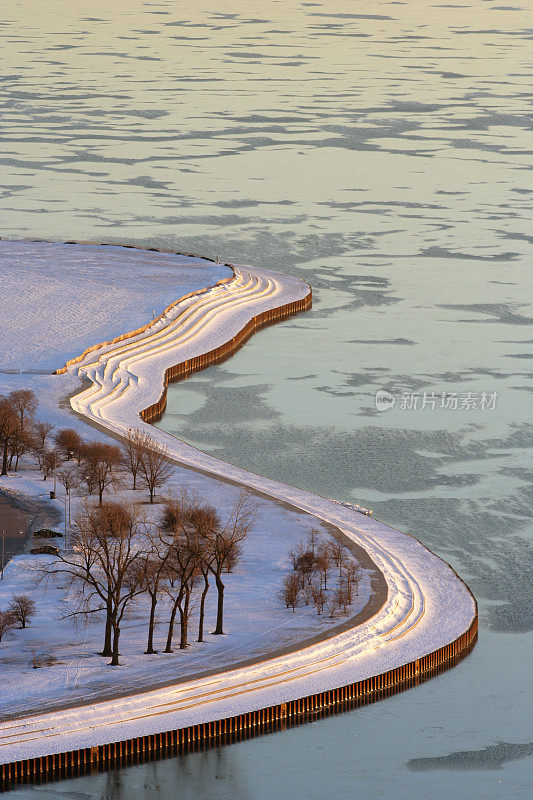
[0, 259, 476, 768]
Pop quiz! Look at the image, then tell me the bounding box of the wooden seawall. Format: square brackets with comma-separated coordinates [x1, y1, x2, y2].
[140, 292, 313, 424]
[0, 613, 477, 792]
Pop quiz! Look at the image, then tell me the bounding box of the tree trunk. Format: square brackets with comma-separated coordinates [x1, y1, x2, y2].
[179, 591, 190, 650]
[212, 572, 225, 635]
[149, 485, 154, 503]
[164, 596, 181, 653]
[110, 624, 121, 666]
[98, 485, 104, 505]
[145, 594, 158, 654]
[197, 573, 209, 642]
[100, 606, 113, 656]
[1, 438, 8, 476]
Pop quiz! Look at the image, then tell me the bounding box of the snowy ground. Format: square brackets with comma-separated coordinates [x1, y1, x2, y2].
[0, 459, 370, 720]
[0, 241, 371, 722]
[0, 239, 231, 372]
[0, 241, 475, 763]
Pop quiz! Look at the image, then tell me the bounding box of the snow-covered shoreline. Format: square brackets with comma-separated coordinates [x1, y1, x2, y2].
[0, 242, 476, 765]
[0, 239, 233, 373]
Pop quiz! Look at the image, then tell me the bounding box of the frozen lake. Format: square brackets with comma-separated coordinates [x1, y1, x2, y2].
[2, 0, 531, 798]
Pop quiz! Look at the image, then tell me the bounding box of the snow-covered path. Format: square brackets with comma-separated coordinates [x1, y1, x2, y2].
[0, 262, 476, 764]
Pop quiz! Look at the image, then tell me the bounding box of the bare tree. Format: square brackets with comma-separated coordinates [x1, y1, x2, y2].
[307, 528, 320, 558]
[301, 580, 314, 606]
[289, 540, 316, 589]
[43, 501, 146, 665]
[0, 610, 16, 641]
[294, 548, 315, 588]
[315, 543, 331, 590]
[161, 490, 189, 531]
[78, 458, 97, 496]
[33, 421, 54, 450]
[338, 550, 346, 579]
[79, 441, 123, 504]
[330, 542, 346, 578]
[8, 427, 34, 471]
[142, 559, 167, 655]
[54, 428, 83, 461]
[122, 428, 147, 490]
[186, 503, 217, 643]
[224, 542, 242, 573]
[345, 561, 360, 596]
[158, 491, 205, 651]
[205, 490, 256, 635]
[341, 577, 352, 606]
[31, 443, 47, 472]
[138, 531, 171, 654]
[162, 536, 200, 652]
[310, 580, 325, 615]
[280, 573, 300, 612]
[9, 389, 37, 433]
[9, 595, 36, 628]
[0, 396, 18, 476]
[42, 449, 61, 481]
[326, 593, 338, 619]
[139, 435, 173, 503]
[162, 565, 184, 654]
[288, 541, 305, 571]
[335, 584, 350, 614]
[57, 468, 77, 495]
[160, 489, 255, 640]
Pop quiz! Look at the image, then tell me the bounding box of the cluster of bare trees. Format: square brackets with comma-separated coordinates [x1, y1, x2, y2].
[0, 390, 82, 484]
[2, 393, 261, 665]
[0, 392, 174, 506]
[0, 595, 36, 642]
[121, 429, 173, 503]
[280, 530, 361, 618]
[42, 490, 256, 666]
[58, 430, 173, 506]
[0, 390, 39, 476]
